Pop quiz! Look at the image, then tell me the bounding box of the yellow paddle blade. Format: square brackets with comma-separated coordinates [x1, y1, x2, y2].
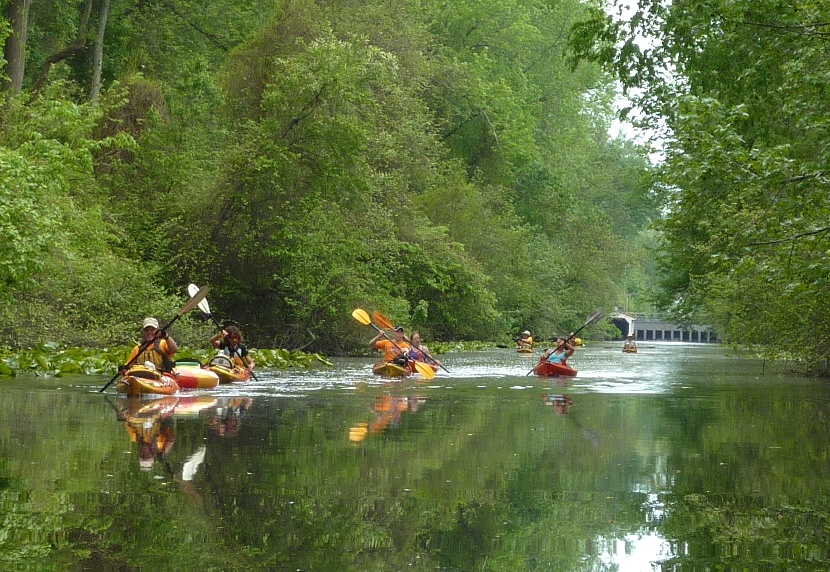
[349, 423, 368, 442]
[351, 308, 371, 326]
[413, 360, 436, 379]
[372, 311, 394, 330]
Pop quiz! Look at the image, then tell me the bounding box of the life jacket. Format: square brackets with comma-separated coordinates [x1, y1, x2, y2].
[220, 342, 247, 367]
[134, 339, 176, 373]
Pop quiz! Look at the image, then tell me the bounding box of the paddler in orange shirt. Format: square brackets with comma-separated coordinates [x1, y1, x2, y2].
[370, 325, 411, 366]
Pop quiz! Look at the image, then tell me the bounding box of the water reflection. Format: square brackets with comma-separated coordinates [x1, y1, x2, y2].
[114, 395, 255, 469]
[207, 397, 254, 437]
[349, 392, 426, 443]
[4, 344, 830, 570]
[542, 393, 574, 414]
[115, 396, 179, 471]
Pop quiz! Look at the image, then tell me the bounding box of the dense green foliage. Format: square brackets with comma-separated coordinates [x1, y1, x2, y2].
[569, 0, 830, 373]
[0, 0, 656, 354]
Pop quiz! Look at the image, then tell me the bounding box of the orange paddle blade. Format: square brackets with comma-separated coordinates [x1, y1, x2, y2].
[372, 311, 394, 330]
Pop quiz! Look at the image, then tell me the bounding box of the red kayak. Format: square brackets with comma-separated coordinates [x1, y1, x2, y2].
[532, 360, 577, 377]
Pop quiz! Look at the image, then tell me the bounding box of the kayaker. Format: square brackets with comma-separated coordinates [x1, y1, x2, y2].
[370, 326, 411, 366]
[623, 334, 638, 351]
[124, 317, 178, 373]
[542, 337, 574, 365]
[518, 330, 533, 349]
[409, 332, 442, 367]
[210, 325, 256, 371]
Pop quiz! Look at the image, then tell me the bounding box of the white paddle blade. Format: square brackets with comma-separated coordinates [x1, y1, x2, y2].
[586, 308, 604, 325]
[188, 283, 212, 315]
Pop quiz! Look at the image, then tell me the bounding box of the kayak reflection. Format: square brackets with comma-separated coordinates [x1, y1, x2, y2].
[208, 397, 254, 437]
[114, 395, 238, 471]
[349, 393, 426, 443]
[116, 396, 179, 471]
[542, 394, 574, 415]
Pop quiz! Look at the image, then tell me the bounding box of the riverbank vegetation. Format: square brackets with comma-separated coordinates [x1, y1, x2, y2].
[569, 0, 830, 374]
[4, 0, 653, 357]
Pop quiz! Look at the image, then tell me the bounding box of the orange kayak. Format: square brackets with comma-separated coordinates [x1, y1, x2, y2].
[532, 361, 578, 377]
[207, 364, 251, 383]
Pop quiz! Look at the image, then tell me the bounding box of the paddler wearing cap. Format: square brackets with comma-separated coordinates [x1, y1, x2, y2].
[517, 330, 533, 349]
[123, 317, 179, 373]
[369, 324, 411, 366]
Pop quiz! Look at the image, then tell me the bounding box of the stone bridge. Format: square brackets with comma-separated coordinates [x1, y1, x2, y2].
[610, 312, 718, 343]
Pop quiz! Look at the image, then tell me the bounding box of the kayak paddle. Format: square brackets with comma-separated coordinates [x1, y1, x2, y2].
[352, 308, 436, 379]
[99, 285, 210, 393]
[527, 308, 604, 376]
[188, 283, 260, 382]
[371, 310, 450, 373]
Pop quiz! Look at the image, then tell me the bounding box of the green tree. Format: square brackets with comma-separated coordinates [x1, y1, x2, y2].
[570, 0, 830, 370]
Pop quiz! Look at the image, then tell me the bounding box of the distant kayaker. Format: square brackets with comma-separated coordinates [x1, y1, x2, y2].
[623, 334, 638, 351]
[211, 325, 256, 371]
[408, 332, 442, 367]
[541, 337, 574, 365]
[518, 330, 533, 349]
[124, 317, 178, 373]
[370, 326, 411, 366]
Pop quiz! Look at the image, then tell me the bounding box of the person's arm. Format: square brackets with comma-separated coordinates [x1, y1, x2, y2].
[241, 346, 255, 370]
[422, 345, 443, 366]
[160, 333, 178, 356]
[210, 330, 227, 348]
[370, 332, 385, 349]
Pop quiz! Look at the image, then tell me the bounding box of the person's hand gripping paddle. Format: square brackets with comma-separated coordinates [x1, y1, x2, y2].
[188, 283, 260, 382]
[99, 286, 210, 393]
[351, 309, 435, 379]
[527, 308, 604, 375]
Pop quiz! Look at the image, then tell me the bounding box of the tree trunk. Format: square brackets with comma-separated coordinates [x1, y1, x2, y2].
[31, 0, 94, 99]
[2, 0, 31, 94]
[90, 0, 111, 101]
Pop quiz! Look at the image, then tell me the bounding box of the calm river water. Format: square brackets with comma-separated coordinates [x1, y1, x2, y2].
[1, 343, 829, 571]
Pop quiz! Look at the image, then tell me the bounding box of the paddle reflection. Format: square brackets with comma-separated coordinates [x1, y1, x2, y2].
[349, 393, 426, 443]
[538, 393, 601, 447]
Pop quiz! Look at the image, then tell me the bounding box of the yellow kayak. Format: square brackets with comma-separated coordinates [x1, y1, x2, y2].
[116, 365, 179, 397]
[372, 361, 409, 377]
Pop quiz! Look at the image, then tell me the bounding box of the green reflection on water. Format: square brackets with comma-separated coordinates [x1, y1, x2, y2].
[0, 345, 828, 571]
